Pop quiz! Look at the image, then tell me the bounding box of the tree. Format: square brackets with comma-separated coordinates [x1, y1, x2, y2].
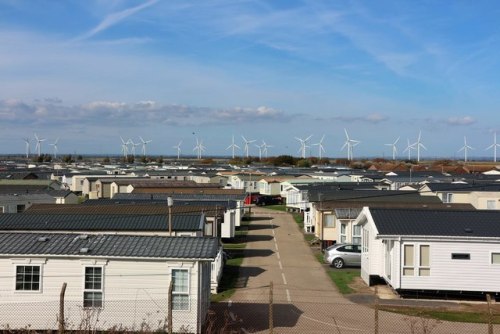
[272, 155, 296, 166]
[296, 159, 311, 168]
[62, 155, 74, 163]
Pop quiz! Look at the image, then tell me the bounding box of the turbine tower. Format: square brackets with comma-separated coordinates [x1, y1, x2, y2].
[23, 138, 31, 159]
[226, 136, 240, 159]
[384, 137, 400, 160]
[49, 137, 59, 159]
[295, 135, 312, 159]
[340, 129, 360, 160]
[241, 135, 256, 158]
[34, 133, 46, 157]
[485, 132, 500, 162]
[129, 139, 140, 157]
[173, 141, 182, 160]
[312, 135, 326, 159]
[458, 136, 474, 163]
[120, 137, 129, 158]
[193, 138, 205, 159]
[255, 143, 263, 160]
[261, 140, 272, 158]
[403, 138, 416, 160]
[412, 131, 427, 163]
[139, 136, 152, 156]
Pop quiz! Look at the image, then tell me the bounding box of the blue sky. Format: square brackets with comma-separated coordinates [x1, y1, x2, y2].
[1, 0, 500, 160]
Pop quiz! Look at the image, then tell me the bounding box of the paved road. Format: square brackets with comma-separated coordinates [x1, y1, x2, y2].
[214, 207, 498, 333]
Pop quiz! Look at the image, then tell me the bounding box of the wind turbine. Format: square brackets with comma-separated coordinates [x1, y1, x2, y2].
[312, 135, 326, 159]
[403, 138, 416, 160]
[120, 136, 129, 158]
[23, 138, 31, 159]
[261, 140, 272, 158]
[340, 129, 360, 160]
[128, 139, 140, 157]
[193, 138, 206, 159]
[485, 132, 500, 162]
[49, 137, 59, 159]
[458, 136, 474, 163]
[295, 135, 313, 159]
[139, 136, 152, 156]
[241, 135, 256, 158]
[34, 133, 46, 157]
[255, 143, 263, 160]
[384, 137, 400, 160]
[412, 131, 427, 163]
[226, 136, 240, 159]
[173, 141, 182, 160]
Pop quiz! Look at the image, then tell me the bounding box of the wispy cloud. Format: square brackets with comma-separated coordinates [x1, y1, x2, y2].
[0, 99, 290, 127]
[446, 116, 476, 126]
[315, 112, 388, 124]
[75, 0, 158, 41]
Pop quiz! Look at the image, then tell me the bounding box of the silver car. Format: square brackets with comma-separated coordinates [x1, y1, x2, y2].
[324, 243, 361, 269]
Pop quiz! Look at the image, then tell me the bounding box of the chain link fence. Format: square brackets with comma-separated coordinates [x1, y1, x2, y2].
[0, 286, 499, 333]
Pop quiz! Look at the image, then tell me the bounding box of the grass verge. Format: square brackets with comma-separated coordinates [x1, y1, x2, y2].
[326, 269, 359, 294]
[379, 306, 500, 324]
[211, 220, 250, 302]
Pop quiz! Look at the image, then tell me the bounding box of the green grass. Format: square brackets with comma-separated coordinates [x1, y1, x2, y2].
[379, 306, 500, 324]
[292, 212, 304, 229]
[212, 222, 251, 302]
[266, 204, 287, 211]
[211, 248, 245, 302]
[326, 269, 360, 294]
[304, 233, 316, 242]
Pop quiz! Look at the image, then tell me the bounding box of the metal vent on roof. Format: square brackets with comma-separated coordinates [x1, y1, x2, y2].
[79, 247, 90, 253]
[464, 228, 473, 233]
[78, 234, 89, 240]
[37, 237, 49, 242]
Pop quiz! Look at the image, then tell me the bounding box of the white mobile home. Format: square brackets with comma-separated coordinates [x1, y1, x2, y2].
[357, 207, 500, 299]
[0, 233, 218, 332]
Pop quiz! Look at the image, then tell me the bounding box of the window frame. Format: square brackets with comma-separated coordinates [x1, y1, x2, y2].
[339, 223, 347, 244]
[361, 228, 369, 253]
[83, 266, 104, 308]
[15, 265, 42, 293]
[491, 252, 500, 265]
[352, 225, 362, 245]
[403, 244, 431, 277]
[171, 268, 190, 311]
[486, 200, 496, 210]
[324, 214, 335, 228]
[403, 244, 415, 276]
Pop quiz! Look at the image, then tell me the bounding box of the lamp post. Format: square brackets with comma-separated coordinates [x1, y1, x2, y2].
[167, 196, 173, 236]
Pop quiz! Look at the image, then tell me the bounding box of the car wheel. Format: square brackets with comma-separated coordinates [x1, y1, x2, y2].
[332, 258, 344, 269]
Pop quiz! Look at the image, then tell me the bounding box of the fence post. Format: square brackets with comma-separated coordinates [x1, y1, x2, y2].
[168, 280, 173, 334]
[374, 286, 379, 334]
[269, 281, 274, 334]
[58, 282, 67, 334]
[486, 294, 493, 334]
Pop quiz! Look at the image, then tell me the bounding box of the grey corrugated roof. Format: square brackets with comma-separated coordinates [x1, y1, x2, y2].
[26, 203, 232, 215]
[309, 190, 441, 203]
[334, 208, 362, 219]
[0, 233, 218, 259]
[424, 183, 500, 192]
[370, 208, 500, 238]
[101, 192, 246, 201]
[82, 198, 237, 209]
[0, 214, 203, 232]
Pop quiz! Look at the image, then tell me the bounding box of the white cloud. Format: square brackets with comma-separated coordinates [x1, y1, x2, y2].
[0, 99, 288, 127]
[446, 116, 476, 126]
[316, 112, 388, 124]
